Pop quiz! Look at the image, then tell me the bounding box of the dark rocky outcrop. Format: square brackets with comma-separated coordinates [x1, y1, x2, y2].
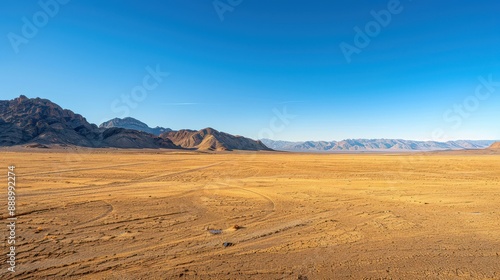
[0, 95, 179, 149]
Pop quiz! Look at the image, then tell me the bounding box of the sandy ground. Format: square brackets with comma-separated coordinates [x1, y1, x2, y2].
[1, 148, 500, 279]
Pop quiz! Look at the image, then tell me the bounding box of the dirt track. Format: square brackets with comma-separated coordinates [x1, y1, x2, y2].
[1, 148, 500, 279]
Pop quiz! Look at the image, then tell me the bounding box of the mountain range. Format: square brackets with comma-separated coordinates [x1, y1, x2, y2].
[98, 118, 270, 151]
[0, 95, 178, 149]
[101, 118, 495, 152]
[0, 96, 269, 151]
[261, 138, 497, 152]
[1, 95, 497, 152]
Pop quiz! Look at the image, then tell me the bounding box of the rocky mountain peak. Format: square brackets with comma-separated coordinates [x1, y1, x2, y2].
[100, 117, 172, 136]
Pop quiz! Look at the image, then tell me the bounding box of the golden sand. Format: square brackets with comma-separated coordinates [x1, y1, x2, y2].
[1, 148, 499, 279]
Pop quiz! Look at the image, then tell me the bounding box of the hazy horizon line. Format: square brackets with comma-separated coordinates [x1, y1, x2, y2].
[261, 138, 498, 143]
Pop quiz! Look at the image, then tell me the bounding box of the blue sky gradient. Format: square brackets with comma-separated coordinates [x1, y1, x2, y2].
[1, 0, 499, 141]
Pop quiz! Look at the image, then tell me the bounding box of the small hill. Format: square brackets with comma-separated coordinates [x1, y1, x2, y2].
[489, 142, 500, 149]
[100, 117, 171, 136]
[261, 138, 496, 152]
[0, 95, 179, 149]
[161, 128, 272, 151]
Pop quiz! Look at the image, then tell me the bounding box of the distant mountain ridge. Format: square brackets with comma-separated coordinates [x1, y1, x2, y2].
[100, 117, 171, 136]
[161, 128, 272, 151]
[261, 138, 496, 152]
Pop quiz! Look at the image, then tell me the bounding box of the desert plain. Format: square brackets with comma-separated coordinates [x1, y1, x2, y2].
[1, 148, 500, 279]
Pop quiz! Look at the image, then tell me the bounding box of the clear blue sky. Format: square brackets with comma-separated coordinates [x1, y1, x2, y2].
[1, 0, 499, 141]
